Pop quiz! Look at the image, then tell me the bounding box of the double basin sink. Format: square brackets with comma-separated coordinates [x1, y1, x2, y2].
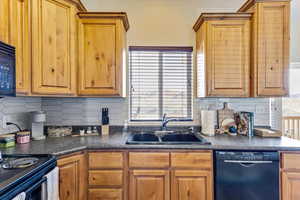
[126, 130, 211, 145]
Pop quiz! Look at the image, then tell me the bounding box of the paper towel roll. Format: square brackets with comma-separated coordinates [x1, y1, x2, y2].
[201, 110, 216, 136]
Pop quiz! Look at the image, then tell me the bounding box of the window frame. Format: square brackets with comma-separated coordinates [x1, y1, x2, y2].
[128, 46, 193, 122]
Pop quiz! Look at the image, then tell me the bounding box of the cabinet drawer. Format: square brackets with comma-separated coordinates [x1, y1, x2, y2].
[282, 153, 300, 170]
[171, 152, 212, 169]
[89, 170, 123, 186]
[88, 188, 122, 200]
[129, 152, 170, 168]
[89, 152, 123, 169]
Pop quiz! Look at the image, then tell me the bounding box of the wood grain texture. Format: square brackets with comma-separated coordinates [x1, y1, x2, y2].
[237, 0, 291, 13]
[171, 170, 213, 200]
[195, 14, 251, 97]
[255, 1, 290, 96]
[78, 14, 127, 97]
[0, 0, 9, 43]
[129, 152, 170, 169]
[57, 153, 87, 200]
[89, 152, 124, 169]
[77, 12, 129, 31]
[206, 19, 251, 97]
[89, 170, 123, 186]
[88, 188, 123, 200]
[282, 171, 300, 200]
[129, 170, 170, 200]
[9, 0, 31, 95]
[31, 0, 77, 95]
[282, 153, 300, 170]
[193, 13, 252, 31]
[171, 152, 212, 169]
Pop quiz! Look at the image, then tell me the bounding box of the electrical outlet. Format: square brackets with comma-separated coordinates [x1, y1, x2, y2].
[2, 115, 7, 129]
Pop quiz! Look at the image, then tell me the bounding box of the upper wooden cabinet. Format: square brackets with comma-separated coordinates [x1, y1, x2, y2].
[9, 0, 31, 95]
[194, 13, 252, 97]
[0, 0, 31, 95]
[77, 12, 129, 97]
[31, 0, 85, 95]
[0, 0, 9, 43]
[238, 0, 290, 97]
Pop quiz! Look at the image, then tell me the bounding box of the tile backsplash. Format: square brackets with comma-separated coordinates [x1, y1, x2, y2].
[42, 97, 278, 128]
[0, 97, 42, 134]
[0, 96, 281, 134]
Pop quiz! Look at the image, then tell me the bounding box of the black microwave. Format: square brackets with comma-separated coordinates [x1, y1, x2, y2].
[0, 41, 16, 97]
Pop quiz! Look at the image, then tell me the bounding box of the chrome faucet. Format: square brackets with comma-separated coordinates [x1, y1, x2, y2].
[161, 113, 180, 131]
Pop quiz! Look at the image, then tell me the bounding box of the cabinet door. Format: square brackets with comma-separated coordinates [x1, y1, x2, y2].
[57, 153, 87, 200]
[0, 0, 9, 43]
[31, 0, 76, 95]
[282, 171, 300, 200]
[256, 2, 290, 96]
[88, 189, 122, 200]
[206, 20, 250, 97]
[9, 0, 31, 95]
[78, 18, 125, 96]
[171, 170, 212, 200]
[129, 170, 170, 200]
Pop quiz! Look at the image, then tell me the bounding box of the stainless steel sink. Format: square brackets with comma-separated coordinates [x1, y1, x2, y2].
[126, 131, 210, 145]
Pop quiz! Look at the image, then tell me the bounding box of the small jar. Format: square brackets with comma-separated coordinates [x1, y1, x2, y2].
[16, 131, 30, 144]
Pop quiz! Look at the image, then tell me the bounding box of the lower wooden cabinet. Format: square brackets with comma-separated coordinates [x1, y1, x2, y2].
[171, 170, 212, 200]
[128, 151, 213, 200]
[57, 152, 87, 200]
[129, 170, 170, 200]
[88, 188, 123, 200]
[282, 171, 300, 200]
[281, 152, 300, 200]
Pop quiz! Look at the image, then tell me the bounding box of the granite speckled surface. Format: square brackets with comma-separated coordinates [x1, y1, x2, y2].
[1, 130, 300, 156]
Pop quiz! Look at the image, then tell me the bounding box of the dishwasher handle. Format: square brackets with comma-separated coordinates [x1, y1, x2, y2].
[224, 160, 273, 164]
[224, 160, 273, 168]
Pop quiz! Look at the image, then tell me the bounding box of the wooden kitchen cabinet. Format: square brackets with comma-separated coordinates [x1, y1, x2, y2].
[77, 12, 129, 97]
[129, 170, 170, 200]
[0, 0, 31, 95]
[9, 0, 31, 95]
[281, 152, 300, 200]
[171, 170, 213, 200]
[31, 0, 81, 95]
[0, 0, 9, 43]
[238, 0, 290, 97]
[57, 152, 87, 200]
[88, 151, 125, 200]
[194, 13, 251, 97]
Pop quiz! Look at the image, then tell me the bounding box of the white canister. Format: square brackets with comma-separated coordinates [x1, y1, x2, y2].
[201, 110, 216, 136]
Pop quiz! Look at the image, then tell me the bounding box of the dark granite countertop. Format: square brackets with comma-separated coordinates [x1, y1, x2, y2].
[1, 130, 300, 156]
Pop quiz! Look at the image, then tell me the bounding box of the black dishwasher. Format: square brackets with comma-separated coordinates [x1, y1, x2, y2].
[215, 151, 279, 200]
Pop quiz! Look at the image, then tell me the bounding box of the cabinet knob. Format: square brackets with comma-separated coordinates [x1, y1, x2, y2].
[51, 68, 55, 73]
[91, 80, 95, 86]
[270, 66, 273, 71]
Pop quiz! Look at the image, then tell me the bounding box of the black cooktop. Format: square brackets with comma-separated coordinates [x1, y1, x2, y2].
[0, 154, 56, 197]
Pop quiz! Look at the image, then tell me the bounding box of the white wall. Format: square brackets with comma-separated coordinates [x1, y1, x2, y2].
[81, 0, 244, 46]
[291, 0, 300, 62]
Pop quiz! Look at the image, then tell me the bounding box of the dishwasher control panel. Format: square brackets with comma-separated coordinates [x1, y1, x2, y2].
[215, 151, 279, 161]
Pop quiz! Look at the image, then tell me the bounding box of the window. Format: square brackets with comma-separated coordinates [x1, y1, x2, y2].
[129, 46, 193, 121]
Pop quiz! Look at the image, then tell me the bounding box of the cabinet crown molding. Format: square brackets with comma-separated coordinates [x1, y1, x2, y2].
[237, 0, 291, 12]
[64, 0, 87, 11]
[77, 12, 130, 31]
[193, 13, 252, 31]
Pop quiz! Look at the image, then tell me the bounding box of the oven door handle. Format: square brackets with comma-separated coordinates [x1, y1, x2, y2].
[25, 177, 47, 195]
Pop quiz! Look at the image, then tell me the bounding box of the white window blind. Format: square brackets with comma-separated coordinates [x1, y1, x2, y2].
[129, 46, 193, 121]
